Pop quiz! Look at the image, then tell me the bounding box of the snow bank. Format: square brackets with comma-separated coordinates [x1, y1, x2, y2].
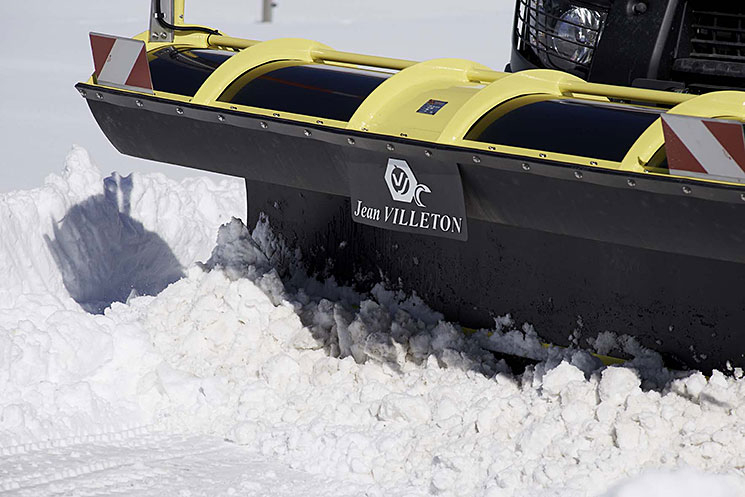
[0, 147, 244, 441]
[2, 148, 745, 496]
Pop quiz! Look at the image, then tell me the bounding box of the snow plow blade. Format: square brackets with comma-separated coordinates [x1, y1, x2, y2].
[77, 16, 745, 371]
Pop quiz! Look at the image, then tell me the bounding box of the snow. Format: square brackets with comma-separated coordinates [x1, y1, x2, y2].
[2, 1, 745, 496]
[2, 151, 745, 496]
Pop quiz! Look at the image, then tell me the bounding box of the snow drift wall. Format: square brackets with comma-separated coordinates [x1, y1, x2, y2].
[1, 147, 744, 497]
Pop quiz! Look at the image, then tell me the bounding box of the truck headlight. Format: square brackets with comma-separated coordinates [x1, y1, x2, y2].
[550, 6, 604, 66]
[523, 0, 607, 72]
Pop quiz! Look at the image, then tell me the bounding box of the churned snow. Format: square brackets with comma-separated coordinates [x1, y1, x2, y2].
[1, 149, 744, 496]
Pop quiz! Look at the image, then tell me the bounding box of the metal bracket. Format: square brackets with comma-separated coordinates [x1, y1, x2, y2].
[149, 0, 174, 43]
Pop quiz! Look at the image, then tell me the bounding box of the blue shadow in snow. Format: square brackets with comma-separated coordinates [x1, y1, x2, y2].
[45, 173, 185, 314]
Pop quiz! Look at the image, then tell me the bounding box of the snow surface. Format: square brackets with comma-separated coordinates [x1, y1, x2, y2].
[1, 150, 745, 496]
[2, 1, 745, 495]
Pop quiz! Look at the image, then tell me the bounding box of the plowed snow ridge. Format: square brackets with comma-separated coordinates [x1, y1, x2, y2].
[1, 148, 744, 496]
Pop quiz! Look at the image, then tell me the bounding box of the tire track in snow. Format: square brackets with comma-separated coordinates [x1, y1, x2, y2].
[0, 429, 361, 497]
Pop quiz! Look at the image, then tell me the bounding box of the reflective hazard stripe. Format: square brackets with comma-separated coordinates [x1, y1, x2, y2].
[89, 32, 153, 94]
[661, 114, 745, 183]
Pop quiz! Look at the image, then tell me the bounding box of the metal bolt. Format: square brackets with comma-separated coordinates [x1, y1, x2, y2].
[424, 150, 432, 158]
[400, 133, 408, 137]
[316, 120, 324, 125]
[539, 153, 547, 158]
[361, 127, 369, 132]
[574, 171, 583, 179]
[78, 89, 87, 97]
[590, 161, 598, 166]
[95, 92, 103, 100]
[303, 129, 311, 137]
[473, 156, 481, 164]
[741, 193, 745, 201]
[135, 100, 143, 107]
[229, 106, 237, 110]
[633, 2, 648, 14]
[272, 112, 280, 117]
[488, 146, 496, 151]
[152, 33, 158, 39]
[175, 107, 184, 115]
[217, 114, 225, 122]
[347, 137, 355, 145]
[160, 32, 168, 39]
[260, 121, 268, 129]
[387, 144, 395, 151]
[682, 186, 692, 194]
[627, 178, 636, 187]
[522, 163, 531, 171]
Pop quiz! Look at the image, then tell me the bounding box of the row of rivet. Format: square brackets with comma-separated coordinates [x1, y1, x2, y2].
[77, 91, 745, 203]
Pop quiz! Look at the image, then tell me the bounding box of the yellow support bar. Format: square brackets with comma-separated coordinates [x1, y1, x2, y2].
[207, 34, 260, 50]
[311, 48, 416, 71]
[174, 0, 185, 25]
[559, 80, 695, 106]
[206, 33, 696, 107]
[192, 38, 332, 105]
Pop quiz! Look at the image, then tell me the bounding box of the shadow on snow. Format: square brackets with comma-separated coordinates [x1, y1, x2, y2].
[45, 173, 184, 314]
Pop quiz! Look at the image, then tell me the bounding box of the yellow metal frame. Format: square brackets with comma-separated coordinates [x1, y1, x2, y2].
[347, 58, 489, 141]
[81, 27, 745, 187]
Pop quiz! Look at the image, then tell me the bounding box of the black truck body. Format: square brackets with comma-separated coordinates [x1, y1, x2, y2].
[511, 0, 745, 93]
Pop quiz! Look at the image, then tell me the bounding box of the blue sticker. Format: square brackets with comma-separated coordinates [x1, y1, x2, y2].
[417, 99, 448, 115]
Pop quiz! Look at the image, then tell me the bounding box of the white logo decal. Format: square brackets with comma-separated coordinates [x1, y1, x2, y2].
[384, 159, 431, 208]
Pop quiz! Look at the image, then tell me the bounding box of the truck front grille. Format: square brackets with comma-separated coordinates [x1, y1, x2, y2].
[689, 4, 745, 63]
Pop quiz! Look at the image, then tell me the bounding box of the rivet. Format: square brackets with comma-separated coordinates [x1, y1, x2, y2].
[303, 129, 311, 137]
[361, 127, 369, 132]
[522, 163, 531, 171]
[217, 114, 225, 122]
[387, 144, 395, 151]
[95, 92, 103, 100]
[488, 146, 496, 151]
[175, 107, 184, 115]
[740, 192, 745, 201]
[347, 137, 355, 145]
[400, 133, 408, 137]
[152, 33, 158, 39]
[424, 150, 432, 157]
[682, 186, 692, 194]
[627, 178, 636, 187]
[590, 161, 598, 166]
[229, 106, 237, 110]
[260, 121, 268, 129]
[272, 112, 280, 117]
[160, 32, 168, 39]
[574, 171, 583, 179]
[539, 153, 547, 158]
[135, 100, 143, 107]
[472, 156, 481, 164]
[78, 89, 87, 97]
[316, 120, 324, 125]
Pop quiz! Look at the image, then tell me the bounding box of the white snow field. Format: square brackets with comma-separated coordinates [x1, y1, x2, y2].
[2, 149, 745, 496]
[2, 1, 745, 496]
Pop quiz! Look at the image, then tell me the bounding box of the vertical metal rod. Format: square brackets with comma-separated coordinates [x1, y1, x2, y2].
[261, 0, 274, 23]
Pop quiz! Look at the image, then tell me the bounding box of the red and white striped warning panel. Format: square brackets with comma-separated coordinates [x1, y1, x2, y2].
[661, 113, 745, 183]
[89, 32, 153, 94]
